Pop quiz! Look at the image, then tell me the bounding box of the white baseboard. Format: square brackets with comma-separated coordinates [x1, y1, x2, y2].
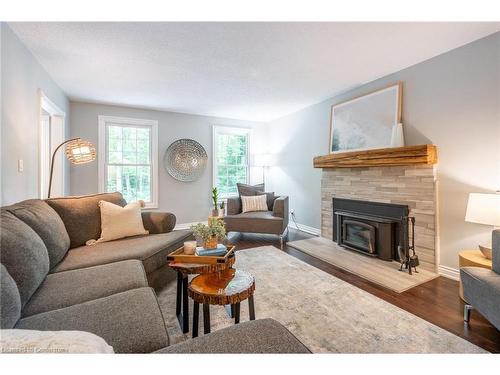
[288, 223, 321, 236]
[438, 265, 460, 281]
[174, 221, 202, 231]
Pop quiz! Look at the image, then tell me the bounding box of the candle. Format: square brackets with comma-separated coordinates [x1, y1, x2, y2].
[183, 241, 197, 255]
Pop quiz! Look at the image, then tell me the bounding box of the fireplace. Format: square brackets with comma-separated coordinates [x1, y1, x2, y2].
[333, 198, 409, 261]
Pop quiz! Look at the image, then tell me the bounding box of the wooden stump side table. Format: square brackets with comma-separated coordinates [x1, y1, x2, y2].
[458, 249, 492, 301]
[168, 255, 235, 333]
[188, 268, 256, 338]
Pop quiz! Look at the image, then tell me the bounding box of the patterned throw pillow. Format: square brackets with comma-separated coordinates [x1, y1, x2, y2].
[236, 183, 276, 210]
[241, 195, 269, 213]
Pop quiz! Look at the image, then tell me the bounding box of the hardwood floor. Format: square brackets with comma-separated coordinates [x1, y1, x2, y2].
[228, 228, 500, 353]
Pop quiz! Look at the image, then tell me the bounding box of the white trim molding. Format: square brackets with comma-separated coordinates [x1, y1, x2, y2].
[288, 223, 321, 236]
[98, 115, 159, 209]
[438, 265, 460, 281]
[38, 90, 66, 199]
[174, 221, 204, 231]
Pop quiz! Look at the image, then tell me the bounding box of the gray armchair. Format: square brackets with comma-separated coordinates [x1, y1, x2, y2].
[461, 229, 500, 330]
[224, 195, 289, 248]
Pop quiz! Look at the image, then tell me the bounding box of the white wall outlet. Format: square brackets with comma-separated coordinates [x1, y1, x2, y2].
[290, 209, 295, 215]
[18, 159, 24, 173]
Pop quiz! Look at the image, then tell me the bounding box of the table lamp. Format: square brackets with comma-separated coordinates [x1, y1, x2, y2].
[465, 192, 500, 259]
[48, 137, 96, 198]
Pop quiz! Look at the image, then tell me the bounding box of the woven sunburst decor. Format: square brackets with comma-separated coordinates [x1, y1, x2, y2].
[164, 139, 207, 182]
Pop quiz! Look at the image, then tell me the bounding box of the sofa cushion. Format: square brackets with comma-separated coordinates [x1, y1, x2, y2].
[461, 267, 500, 330]
[156, 318, 310, 353]
[0, 210, 49, 307]
[52, 230, 193, 274]
[1, 264, 22, 329]
[224, 211, 284, 235]
[15, 287, 169, 353]
[6, 199, 70, 269]
[22, 260, 148, 317]
[46, 192, 127, 248]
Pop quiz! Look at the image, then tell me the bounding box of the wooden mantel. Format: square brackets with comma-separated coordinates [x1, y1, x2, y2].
[313, 144, 437, 168]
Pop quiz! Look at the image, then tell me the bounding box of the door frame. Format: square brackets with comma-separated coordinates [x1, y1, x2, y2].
[38, 90, 66, 199]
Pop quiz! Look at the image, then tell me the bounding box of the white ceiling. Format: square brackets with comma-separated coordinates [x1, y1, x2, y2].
[9, 22, 500, 122]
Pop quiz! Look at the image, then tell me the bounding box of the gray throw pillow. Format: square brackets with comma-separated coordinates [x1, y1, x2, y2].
[236, 183, 276, 211]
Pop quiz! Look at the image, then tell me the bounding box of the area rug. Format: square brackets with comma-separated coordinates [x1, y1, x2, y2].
[288, 236, 439, 293]
[156, 246, 486, 353]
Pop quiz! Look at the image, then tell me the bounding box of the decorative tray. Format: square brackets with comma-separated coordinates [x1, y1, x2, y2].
[167, 245, 235, 265]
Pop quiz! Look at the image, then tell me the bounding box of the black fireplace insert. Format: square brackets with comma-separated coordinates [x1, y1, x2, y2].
[332, 198, 409, 261]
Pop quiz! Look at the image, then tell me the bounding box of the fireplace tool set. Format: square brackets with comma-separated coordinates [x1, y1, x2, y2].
[397, 216, 419, 275]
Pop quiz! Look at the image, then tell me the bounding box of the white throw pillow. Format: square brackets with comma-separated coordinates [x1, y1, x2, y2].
[87, 200, 148, 245]
[0, 329, 114, 354]
[241, 194, 268, 213]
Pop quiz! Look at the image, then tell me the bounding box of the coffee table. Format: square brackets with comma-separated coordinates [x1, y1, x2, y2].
[188, 268, 256, 338]
[168, 253, 235, 333]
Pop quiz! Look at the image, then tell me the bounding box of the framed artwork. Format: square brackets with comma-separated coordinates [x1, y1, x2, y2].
[329, 82, 402, 153]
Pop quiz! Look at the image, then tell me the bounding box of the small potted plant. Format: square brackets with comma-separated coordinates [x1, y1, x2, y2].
[218, 200, 225, 217]
[211, 187, 219, 217]
[191, 220, 227, 249]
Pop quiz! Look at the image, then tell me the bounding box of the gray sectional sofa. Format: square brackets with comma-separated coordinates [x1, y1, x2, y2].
[461, 229, 500, 331]
[0, 192, 309, 354]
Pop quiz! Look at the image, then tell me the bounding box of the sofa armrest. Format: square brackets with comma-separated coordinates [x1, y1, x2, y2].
[226, 197, 242, 215]
[273, 196, 288, 218]
[141, 212, 176, 234]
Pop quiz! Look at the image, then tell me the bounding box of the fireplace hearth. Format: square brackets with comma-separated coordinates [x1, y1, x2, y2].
[333, 198, 409, 261]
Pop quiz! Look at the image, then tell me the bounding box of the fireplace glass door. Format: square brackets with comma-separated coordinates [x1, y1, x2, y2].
[342, 220, 376, 254]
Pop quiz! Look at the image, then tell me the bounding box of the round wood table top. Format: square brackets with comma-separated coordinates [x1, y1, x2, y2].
[459, 250, 492, 268]
[188, 269, 255, 306]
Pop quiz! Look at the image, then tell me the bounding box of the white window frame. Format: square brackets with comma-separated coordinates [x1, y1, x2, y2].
[212, 125, 251, 199]
[98, 115, 158, 209]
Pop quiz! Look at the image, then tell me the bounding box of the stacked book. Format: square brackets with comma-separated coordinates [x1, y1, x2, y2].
[196, 244, 228, 257]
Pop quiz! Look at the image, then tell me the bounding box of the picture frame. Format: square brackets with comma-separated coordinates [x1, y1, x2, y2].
[329, 82, 402, 154]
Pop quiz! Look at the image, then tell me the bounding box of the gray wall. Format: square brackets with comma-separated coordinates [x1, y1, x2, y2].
[1, 23, 70, 205]
[69, 102, 267, 224]
[268, 32, 500, 270]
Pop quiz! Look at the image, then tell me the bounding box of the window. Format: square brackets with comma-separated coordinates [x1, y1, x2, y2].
[213, 126, 250, 197]
[98, 116, 158, 208]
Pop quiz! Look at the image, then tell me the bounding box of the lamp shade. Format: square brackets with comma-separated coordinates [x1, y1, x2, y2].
[254, 153, 276, 167]
[65, 138, 96, 165]
[465, 193, 500, 226]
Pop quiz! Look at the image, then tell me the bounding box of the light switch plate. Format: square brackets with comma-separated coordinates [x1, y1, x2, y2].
[18, 159, 24, 172]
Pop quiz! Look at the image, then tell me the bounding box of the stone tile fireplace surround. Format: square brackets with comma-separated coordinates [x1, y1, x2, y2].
[321, 165, 437, 271]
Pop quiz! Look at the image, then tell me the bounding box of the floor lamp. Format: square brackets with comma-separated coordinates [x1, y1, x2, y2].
[254, 153, 275, 187]
[48, 137, 96, 198]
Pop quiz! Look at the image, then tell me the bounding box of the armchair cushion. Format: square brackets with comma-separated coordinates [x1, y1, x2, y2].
[236, 183, 276, 210]
[226, 197, 242, 215]
[224, 211, 284, 235]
